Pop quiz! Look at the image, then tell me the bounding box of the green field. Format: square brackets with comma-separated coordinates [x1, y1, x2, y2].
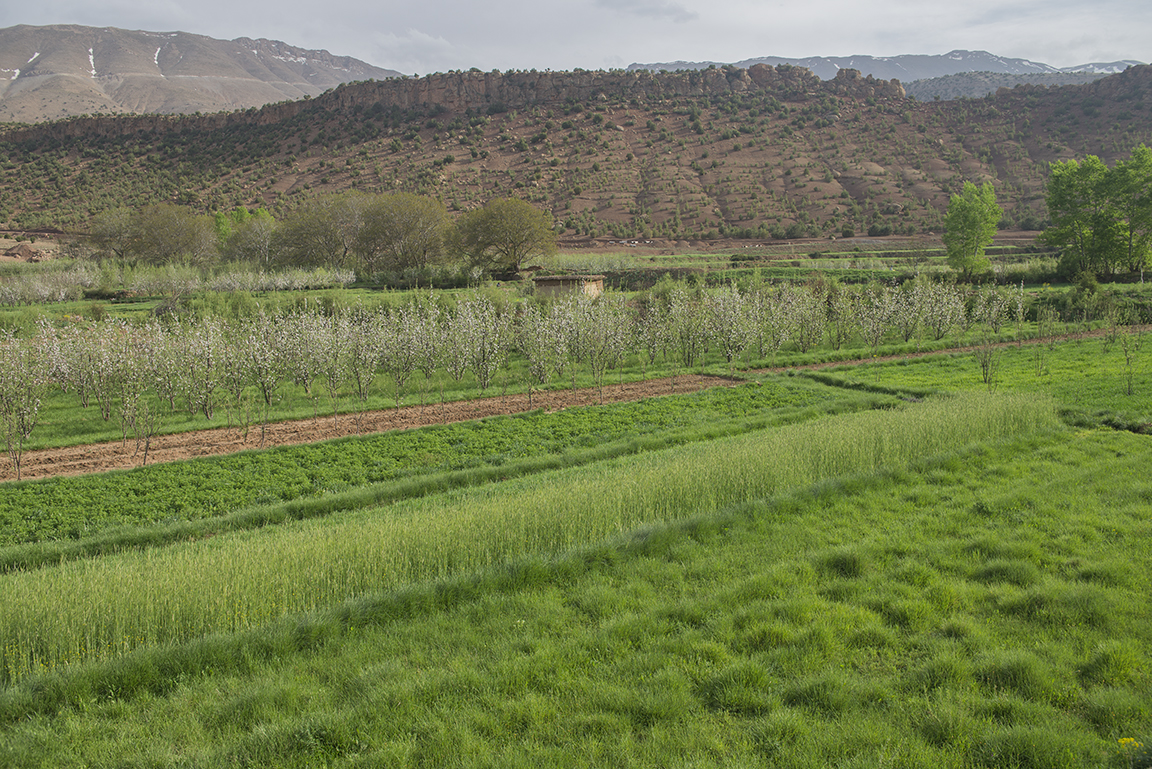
[0, 330, 1149, 767]
[807, 332, 1151, 429]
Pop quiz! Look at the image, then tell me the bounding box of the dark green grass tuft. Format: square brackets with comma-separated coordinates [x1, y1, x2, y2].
[977, 650, 1057, 702]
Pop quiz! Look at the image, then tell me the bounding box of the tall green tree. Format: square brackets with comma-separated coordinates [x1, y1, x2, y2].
[213, 208, 254, 251]
[355, 193, 451, 273]
[1108, 144, 1152, 275]
[223, 209, 277, 267]
[87, 206, 134, 261]
[943, 181, 1001, 280]
[1042, 155, 1122, 279]
[271, 192, 370, 269]
[127, 204, 217, 267]
[453, 197, 557, 274]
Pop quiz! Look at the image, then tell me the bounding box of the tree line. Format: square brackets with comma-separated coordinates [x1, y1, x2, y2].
[1043, 144, 1152, 280]
[85, 193, 558, 279]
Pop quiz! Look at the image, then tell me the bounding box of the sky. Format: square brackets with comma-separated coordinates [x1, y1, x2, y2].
[6, 0, 1148, 75]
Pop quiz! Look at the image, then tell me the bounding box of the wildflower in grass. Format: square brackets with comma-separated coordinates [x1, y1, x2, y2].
[1119, 737, 1150, 769]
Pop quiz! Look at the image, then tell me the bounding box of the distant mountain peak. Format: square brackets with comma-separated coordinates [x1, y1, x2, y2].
[0, 24, 404, 124]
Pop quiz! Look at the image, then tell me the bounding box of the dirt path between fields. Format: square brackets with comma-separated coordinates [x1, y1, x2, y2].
[2, 325, 1140, 483]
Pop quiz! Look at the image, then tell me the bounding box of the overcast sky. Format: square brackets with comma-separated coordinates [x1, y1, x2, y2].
[7, 0, 1148, 75]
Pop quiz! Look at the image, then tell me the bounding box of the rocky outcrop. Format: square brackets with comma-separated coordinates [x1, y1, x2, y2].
[825, 68, 905, 99]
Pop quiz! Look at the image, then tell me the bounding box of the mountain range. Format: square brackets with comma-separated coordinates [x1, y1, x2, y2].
[0, 26, 1144, 124]
[628, 50, 1143, 82]
[0, 24, 402, 124]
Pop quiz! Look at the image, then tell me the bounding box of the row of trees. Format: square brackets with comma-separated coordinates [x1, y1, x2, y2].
[3, 279, 1036, 477]
[87, 194, 558, 277]
[1043, 144, 1152, 279]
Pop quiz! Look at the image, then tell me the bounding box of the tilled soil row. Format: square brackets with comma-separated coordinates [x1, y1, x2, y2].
[2, 375, 736, 482]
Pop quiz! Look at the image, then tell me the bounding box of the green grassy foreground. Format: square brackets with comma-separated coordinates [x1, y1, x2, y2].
[0, 392, 1052, 685]
[0, 333, 1149, 767]
[1, 422, 1147, 767]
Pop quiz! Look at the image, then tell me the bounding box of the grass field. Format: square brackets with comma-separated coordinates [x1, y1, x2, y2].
[0, 378, 850, 550]
[1, 420, 1147, 767]
[806, 332, 1152, 429]
[0, 332, 1149, 767]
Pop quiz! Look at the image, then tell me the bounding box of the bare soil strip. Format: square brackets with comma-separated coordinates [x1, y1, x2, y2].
[2, 375, 736, 483]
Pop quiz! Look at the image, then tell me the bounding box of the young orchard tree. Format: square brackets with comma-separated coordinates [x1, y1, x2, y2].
[753, 286, 797, 365]
[218, 319, 256, 434]
[468, 297, 513, 394]
[1119, 304, 1144, 396]
[570, 295, 631, 403]
[413, 301, 444, 410]
[379, 304, 425, 407]
[1012, 281, 1028, 345]
[635, 302, 669, 377]
[114, 327, 151, 447]
[176, 317, 225, 420]
[943, 181, 1001, 281]
[146, 322, 183, 412]
[281, 310, 329, 416]
[346, 310, 383, 408]
[244, 311, 287, 447]
[921, 281, 966, 341]
[705, 284, 752, 371]
[34, 319, 68, 394]
[667, 286, 708, 380]
[891, 279, 926, 344]
[517, 304, 566, 397]
[790, 285, 828, 353]
[319, 313, 352, 426]
[973, 285, 1011, 334]
[0, 334, 48, 481]
[442, 300, 478, 387]
[86, 320, 130, 422]
[826, 281, 856, 351]
[548, 297, 581, 389]
[973, 328, 1002, 391]
[854, 283, 898, 350]
[599, 296, 635, 388]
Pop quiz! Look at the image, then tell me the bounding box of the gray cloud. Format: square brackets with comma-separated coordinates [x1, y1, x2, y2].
[594, 0, 698, 23]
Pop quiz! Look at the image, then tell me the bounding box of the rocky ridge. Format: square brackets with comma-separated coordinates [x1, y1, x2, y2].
[0, 64, 904, 144]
